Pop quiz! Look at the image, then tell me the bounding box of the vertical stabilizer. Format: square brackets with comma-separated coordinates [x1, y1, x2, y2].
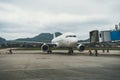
[53, 33, 56, 39]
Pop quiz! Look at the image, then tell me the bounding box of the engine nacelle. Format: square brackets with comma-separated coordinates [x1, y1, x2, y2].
[77, 44, 85, 51]
[41, 44, 49, 52]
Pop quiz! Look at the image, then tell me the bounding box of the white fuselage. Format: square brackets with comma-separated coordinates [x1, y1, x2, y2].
[51, 32, 78, 47]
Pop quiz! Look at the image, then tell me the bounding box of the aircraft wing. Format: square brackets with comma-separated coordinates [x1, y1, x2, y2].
[14, 41, 57, 47]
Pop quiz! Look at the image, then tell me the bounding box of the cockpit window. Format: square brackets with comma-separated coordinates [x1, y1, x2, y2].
[73, 35, 76, 37]
[66, 35, 76, 38]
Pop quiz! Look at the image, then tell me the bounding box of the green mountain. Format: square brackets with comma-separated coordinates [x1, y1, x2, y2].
[0, 37, 6, 44]
[1, 32, 89, 45]
[15, 32, 62, 43]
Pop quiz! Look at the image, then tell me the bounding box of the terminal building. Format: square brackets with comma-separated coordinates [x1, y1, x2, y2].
[89, 23, 120, 47]
[100, 30, 120, 42]
[100, 23, 120, 42]
[90, 22, 120, 43]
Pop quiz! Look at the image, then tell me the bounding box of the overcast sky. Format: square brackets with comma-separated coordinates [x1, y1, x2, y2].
[0, 0, 120, 40]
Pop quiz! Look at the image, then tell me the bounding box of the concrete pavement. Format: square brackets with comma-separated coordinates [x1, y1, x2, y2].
[0, 49, 120, 80]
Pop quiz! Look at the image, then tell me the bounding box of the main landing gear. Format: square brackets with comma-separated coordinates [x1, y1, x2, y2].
[68, 48, 73, 55]
[47, 49, 52, 54]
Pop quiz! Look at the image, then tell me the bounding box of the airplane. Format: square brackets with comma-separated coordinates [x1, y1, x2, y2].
[41, 32, 85, 54]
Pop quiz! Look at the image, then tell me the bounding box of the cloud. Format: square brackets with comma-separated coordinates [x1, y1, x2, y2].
[0, 0, 120, 40]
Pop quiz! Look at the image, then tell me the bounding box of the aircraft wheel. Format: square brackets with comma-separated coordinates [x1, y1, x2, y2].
[68, 49, 73, 55]
[47, 50, 52, 54]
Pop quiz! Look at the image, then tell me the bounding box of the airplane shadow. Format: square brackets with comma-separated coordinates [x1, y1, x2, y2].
[42, 51, 120, 57]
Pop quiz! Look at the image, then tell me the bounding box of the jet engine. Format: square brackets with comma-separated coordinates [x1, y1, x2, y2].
[41, 44, 49, 52]
[77, 44, 85, 51]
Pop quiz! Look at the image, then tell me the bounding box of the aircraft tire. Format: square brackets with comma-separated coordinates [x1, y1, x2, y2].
[68, 49, 73, 55]
[47, 50, 52, 54]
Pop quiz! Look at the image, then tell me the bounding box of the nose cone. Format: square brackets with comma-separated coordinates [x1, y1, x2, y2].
[70, 38, 78, 46]
[72, 38, 78, 43]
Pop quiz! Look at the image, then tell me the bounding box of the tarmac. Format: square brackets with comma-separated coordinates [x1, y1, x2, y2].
[0, 49, 120, 80]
